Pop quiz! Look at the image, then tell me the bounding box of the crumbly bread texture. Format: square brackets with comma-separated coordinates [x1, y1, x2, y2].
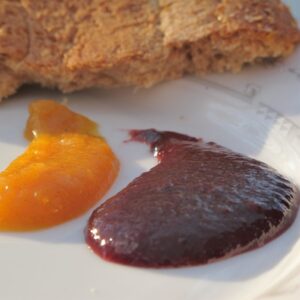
[0, 0, 299, 99]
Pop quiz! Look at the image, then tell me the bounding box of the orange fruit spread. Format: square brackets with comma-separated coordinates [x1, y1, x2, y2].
[0, 100, 119, 231]
[24, 100, 99, 140]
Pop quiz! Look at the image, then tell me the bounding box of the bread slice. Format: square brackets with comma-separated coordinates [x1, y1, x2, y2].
[160, 0, 300, 73]
[0, 0, 299, 99]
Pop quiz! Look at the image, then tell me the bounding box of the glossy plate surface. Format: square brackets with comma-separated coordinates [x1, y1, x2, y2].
[0, 2, 299, 299]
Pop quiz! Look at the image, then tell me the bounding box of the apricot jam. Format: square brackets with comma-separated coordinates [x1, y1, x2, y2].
[25, 100, 98, 140]
[0, 100, 119, 231]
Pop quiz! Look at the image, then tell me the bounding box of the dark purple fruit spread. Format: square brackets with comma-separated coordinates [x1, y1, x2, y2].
[86, 129, 299, 268]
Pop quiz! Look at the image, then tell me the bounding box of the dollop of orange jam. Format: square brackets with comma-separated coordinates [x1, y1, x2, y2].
[25, 100, 98, 140]
[0, 100, 119, 231]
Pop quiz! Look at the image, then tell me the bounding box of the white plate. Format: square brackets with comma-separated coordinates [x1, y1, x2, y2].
[0, 2, 300, 300]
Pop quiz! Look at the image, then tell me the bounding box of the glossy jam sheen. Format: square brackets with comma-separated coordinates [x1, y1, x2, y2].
[86, 129, 299, 268]
[0, 100, 119, 231]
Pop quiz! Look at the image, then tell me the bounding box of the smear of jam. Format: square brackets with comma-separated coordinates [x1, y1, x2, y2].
[0, 100, 119, 231]
[24, 100, 98, 140]
[86, 129, 299, 268]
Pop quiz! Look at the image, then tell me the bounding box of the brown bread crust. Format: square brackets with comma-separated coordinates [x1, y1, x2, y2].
[0, 0, 299, 99]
